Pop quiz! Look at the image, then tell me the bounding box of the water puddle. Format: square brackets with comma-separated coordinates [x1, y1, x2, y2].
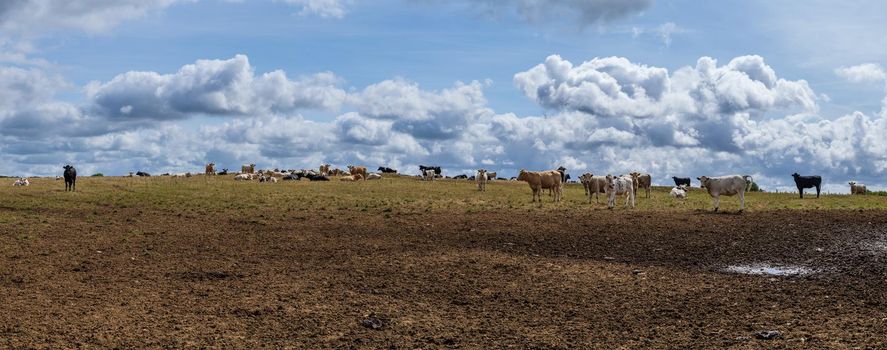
[723, 264, 815, 276]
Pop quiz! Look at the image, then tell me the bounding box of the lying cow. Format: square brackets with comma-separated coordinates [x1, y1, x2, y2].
[630, 172, 652, 198]
[697, 175, 753, 212]
[366, 173, 382, 180]
[606, 174, 636, 209]
[234, 173, 253, 181]
[517, 169, 562, 202]
[673, 176, 691, 187]
[476, 169, 487, 191]
[849, 181, 867, 195]
[669, 185, 688, 199]
[791, 173, 821, 198]
[13, 178, 30, 186]
[347, 165, 368, 181]
[340, 174, 364, 182]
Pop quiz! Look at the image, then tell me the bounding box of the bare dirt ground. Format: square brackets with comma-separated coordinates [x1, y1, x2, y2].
[2, 201, 887, 348]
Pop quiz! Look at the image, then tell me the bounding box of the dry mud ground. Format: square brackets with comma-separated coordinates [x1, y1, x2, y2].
[3, 206, 887, 348]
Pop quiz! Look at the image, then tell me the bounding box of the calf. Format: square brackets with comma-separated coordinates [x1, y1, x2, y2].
[476, 169, 487, 191]
[580, 173, 608, 203]
[630, 172, 652, 198]
[672, 176, 691, 187]
[791, 173, 821, 198]
[605, 174, 636, 209]
[697, 175, 753, 212]
[63, 165, 77, 191]
[849, 181, 867, 195]
[517, 169, 562, 202]
[669, 185, 688, 199]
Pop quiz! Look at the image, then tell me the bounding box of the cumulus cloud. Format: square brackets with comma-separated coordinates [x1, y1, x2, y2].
[835, 63, 887, 84]
[86, 55, 347, 120]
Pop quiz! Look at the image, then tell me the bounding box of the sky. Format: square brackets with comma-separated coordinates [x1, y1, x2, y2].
[1, 0, 887, 192]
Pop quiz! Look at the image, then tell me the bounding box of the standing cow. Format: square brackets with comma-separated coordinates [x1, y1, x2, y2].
[849, 181, 867, 195]
[63, 165, 77, 191]
[205, 163, 216, 175]
[605, 174, 636, 209]
[697, 175, 753, 212]
[241, 164, 255, 174]
[672, 176, 691, 187]
[791, 173, 821, 198]
[630, 172, 652, 198]
[422, 169, 436, 181]
[347, 165, 368, 181]
[580, 173, 608, 203]
[517, 169, 562, 202]
[476, 169, 487, 191]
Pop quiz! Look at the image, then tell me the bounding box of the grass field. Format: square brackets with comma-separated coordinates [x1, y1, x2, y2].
[2, 175, 887, 348]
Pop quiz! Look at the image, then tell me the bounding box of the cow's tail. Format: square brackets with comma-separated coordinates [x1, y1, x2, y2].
[743, 175, 754, 191]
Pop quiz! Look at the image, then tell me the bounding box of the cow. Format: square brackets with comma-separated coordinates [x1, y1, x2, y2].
[217, 169, 228, 176]
[234, 173, 252, 181]
[630, 172, 652, 198]
[423, 169, 436, 181]
[476, 169, 487, 191]
[63, 165, 77, 191]
[696, 175, 753, 212]
[259, 175, 278, 183]
[849, 181, 867, 195]
[580, 173, 608, 203]
[136, 171, 151, 177]
[305, 173, 330, 181]
[791, 173, 821, 198]
[419, 165, 441, 175]
[670, 185, 688, 199]
[517, 169, 562, 202]
[366, 173, 382, 180]
[605, 174, 636, 209]
[347, 165, 368, 181]
[340, 174, 364, 182]
[205, 163, 216, 175]
[453, 174, 468, 179]
[127, 172, 134, 177]
[486, 171, 497, 181]
[13, 178, 29, 186]
[673, 176, 691, 187]
[241, 164, 255, 174]
[319, 164, 331, 176]
[377, 167, 397, 174]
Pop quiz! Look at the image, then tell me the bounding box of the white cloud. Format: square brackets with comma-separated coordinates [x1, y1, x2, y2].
[280, 0, 350, 18]
[0, 0, 188, 36]
[836, 63, 887, 84]
[86, 54, 347, 119]
[463, 0, 652, 27]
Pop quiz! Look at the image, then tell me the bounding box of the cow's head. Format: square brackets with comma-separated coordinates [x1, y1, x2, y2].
[791, 172, 800, 178]
[697, 176, 709, 188]
[849, 181, 856, 186]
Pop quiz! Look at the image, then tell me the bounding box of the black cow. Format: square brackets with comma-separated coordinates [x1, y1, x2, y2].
[282, 173, 301, 181]
[453, 174, 468, 179]
[419, 165, 441, 175]
[673, 176, 691, 187]
[136, 171, 151, 177]
[305, 174, 330, 181]
[63, 165, 77, 191]
[377, 167, 398, 174]
[556, 166, 567, 183]
[217, 169, 228, 175]
[792, 173, 821, 198]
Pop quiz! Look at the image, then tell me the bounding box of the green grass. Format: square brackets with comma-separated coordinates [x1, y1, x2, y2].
[1, 174, 886, 214]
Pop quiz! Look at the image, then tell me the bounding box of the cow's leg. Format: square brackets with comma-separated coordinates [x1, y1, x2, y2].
[713, 195, 719, 212]
[798, 186, 803, 199]
[816, 185, 820, 198]
[739, 191, 745, 212]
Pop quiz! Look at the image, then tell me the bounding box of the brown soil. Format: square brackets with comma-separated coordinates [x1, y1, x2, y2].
[2, 208, 887, 348]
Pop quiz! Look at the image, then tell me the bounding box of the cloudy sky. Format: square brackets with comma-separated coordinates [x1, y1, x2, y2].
[2, 0, 887, 192]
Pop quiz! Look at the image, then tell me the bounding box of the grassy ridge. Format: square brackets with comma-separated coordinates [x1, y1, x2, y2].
[2, 175, 886, 217]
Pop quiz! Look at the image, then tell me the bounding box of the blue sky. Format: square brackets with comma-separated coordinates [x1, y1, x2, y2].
[2, 0, 887, 192]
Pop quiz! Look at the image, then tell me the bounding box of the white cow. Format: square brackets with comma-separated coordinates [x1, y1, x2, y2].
[423, 169, 435, 181]
[366, 173, 382, 180]
[605, 174, 636, 209]
[12, 178, 30, 186]
[234, 173, 252, 181]
[476, 169, 487, 191]
[849, 181, 867, 195]
[669, 185, 688, 199]
[697, 175, 753, 212]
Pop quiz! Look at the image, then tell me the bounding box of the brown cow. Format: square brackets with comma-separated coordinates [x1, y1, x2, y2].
[630, 172, 652, 198]
[517, 169, 563, 202]
[319, 164, 331, 175]
[347, 165, 367, 181]
[241, 163, 255, 174]
[339, 174, 364, 182]
[580, 173, 608, 203]
[205, 163, 216, 175]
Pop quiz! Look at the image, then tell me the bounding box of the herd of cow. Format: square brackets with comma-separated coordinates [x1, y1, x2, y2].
[8, 163, 872, 212]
